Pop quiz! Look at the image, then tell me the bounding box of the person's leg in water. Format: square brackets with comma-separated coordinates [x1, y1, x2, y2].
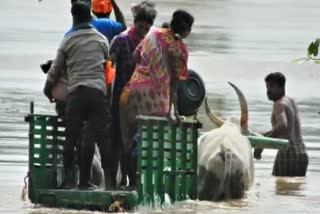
[120, 145, 128, 186]
[82, 125, 104, 188]
[88, 88, 115, 189]
[119, 88, 139, 188]
[128, 132, 140, 187]
[61, 88, 86, 189]
[112, 88, 127, 186]
[90, 144, 103, 187]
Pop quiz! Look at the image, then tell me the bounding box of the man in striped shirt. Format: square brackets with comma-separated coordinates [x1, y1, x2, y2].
[44, 1, 114, 189]
[254, 72, 309, 176]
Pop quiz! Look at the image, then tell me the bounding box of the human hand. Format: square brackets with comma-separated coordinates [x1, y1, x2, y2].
[254, 148, 263, 160]
[262, 131, 272, 137]
[40, 59, 52, 74]
[44, 91, 54, 103]
[167, 114, 184, 126]
[167, 114, 178, 125]
[43, 81, 54, 103]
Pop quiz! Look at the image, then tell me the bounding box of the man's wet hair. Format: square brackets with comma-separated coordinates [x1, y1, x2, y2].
[170, 10, 194, 36]
[265, 72, 286, 88]
[134, 7, 156, 25]
[71, 1, 92, 24]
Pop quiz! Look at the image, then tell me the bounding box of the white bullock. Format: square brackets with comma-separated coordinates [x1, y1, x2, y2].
[198, 82, 255, 201]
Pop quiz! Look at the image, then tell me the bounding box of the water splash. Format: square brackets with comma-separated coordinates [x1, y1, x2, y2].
[153, 193, 162, 210]
[162, 193, 173, 209]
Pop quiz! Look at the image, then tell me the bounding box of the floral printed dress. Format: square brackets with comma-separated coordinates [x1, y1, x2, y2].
[119, 28, 188, 152]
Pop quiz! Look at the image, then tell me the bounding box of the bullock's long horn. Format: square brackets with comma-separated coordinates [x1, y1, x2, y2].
[228, 82, 248, 129]
[205, 97, 225, 127]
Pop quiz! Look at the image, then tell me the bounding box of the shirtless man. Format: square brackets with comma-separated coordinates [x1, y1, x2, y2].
[254, 72, 309, 176]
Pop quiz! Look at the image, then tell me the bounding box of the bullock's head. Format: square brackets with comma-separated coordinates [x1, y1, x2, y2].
[205, 82, 259, 136]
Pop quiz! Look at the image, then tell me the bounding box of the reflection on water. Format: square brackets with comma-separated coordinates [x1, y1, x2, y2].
[1, 0, 320, 213]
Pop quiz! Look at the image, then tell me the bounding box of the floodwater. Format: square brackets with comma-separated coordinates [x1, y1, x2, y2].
[0, 0, 320, 213]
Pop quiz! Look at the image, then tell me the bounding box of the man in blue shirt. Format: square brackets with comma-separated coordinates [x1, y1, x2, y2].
[66, 0, 126, 41]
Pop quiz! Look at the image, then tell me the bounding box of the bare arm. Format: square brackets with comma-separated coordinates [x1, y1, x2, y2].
[43, 48, 66, 102]
[166, 51, 180, 122]
[265, 101, 288, 138]
[166, 41, 189, 124]
[110, 0, 126, 30]
[254, 101, 288, 159]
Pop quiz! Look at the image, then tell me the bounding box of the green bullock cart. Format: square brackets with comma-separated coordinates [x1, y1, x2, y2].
[24, 102, 287, 211]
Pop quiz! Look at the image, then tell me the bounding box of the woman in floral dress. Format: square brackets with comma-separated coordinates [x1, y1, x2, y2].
[119, 10, 194, 186]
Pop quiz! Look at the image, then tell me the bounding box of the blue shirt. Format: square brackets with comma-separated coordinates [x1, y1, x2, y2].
[65, 18, 123, 42]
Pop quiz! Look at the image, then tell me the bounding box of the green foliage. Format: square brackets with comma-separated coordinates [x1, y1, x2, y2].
[292, 38, 320, 63]
[308, 38, 320, 58]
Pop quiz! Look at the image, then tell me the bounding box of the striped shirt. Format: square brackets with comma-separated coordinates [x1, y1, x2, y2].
[48, 28, 109, 95]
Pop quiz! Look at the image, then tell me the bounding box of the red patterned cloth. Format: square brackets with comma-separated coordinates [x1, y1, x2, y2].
[120, 28, 188, 151]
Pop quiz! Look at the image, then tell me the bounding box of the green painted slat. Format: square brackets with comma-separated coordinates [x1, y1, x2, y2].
[146, 122, 154, 200]
[136, 115, 201, 127]
[52, 119, 59, 174]
[169, 125, 177, 202]
[190, 125, 198, 199]
[180, 127, 188, 200]
[137, 122, 143, 202]
[157, 122, 165, 203]
[36, 189, 138, 210]
[28, 114, 35, 202]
